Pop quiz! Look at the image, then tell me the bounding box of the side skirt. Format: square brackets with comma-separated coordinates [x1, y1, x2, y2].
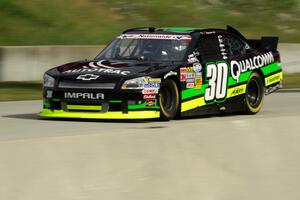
[180, 95, 246, 117]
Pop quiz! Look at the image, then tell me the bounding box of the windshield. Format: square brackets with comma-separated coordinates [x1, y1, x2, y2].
[96, 34, 192, 62]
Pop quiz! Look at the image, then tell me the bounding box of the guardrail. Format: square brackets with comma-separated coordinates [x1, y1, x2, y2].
[0, 44, 298, 81]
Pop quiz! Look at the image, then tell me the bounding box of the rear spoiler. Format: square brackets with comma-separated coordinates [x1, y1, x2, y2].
[248, 37, 279, 51]
[227, 26, 279, 51]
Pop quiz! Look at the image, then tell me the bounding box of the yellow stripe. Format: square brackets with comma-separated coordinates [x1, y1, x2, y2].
[227, 84, 247, 98]
[39, 109, 160, 119]
[265, 72, 283, 86]
[67, 105, 102, 111]
[181, 84, 247, 112]
[181, 97, 205, 112]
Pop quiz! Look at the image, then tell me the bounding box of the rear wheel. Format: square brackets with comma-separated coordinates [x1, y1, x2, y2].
[159, 79, 179, 121]
[244, 72, 264, 114]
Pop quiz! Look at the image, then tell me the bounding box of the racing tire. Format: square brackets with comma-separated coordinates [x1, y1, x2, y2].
[244, 72, 264, 114]
[159, 79, 179, 121]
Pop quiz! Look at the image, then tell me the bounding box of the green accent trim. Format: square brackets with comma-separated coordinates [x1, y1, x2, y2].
[261, 62, 282, 76]
[67, 105, 102, 111]
[52, 99, 60, 102]
[162, 27, 196, 32]
[43, 102, 50, 108]
[128, 102, 160, 110]
[110, 100, 122, 103]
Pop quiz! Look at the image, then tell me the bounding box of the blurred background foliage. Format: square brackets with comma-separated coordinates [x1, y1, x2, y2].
[0, 0, 299, 45]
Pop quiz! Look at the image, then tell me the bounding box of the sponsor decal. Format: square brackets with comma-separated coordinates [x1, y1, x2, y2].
[187, 51, 200, 63]
[63, 60, 130, 75]
[64, 92, 104, 100]
[63, 68, 130, 76]
[195, 72, 202, 78]
[195, 77, 202, 89]
[186, 78, 195, 83]
[231, 86, 245, 96]
[146, 100, 156, 107]
[181, 65, 202, 84]
[186, 83, 195, 88]
[265, 72, 283, 86]
[144, 83, 160, 88]
[180, 68, 187, 82]
[148, 78, 161, 83]
[187, 54, 199, 64]
[227, 85, 247, 98]
[218, 35, 228, 60]
[201, 31, 216, 35]
[142, 89, 159, 94]
[186, 73, 195, 79]
[193, 63, 202, 73]
[76, 74, 99, 81]
[144, 78, 161, 89]
[231, 52, 274, 82]
[186, 67, 194, 73]
[117, 34, 192, 41]
[89, 60, 117, 69]
[143, 94, 156, 100]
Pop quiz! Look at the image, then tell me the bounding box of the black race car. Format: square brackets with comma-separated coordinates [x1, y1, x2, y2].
[39, 26, 283, 120]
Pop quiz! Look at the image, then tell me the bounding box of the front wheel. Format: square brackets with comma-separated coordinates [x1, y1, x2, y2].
[159, 79, 179, 121]
[244, 72, 264, 114]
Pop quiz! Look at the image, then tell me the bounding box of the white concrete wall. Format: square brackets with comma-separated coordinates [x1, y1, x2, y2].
[0, 46, 104, 81]
[0, 44, 298, 81]
[278, 43, 300, 74]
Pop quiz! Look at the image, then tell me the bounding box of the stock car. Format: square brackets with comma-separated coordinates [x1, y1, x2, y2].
[39, 26, 283, 121]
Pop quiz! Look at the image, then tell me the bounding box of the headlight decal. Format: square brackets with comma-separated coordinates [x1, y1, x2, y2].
[121, 77, 161, 90]
[121, 77, 148, 90]
[43, 74, 55, 88]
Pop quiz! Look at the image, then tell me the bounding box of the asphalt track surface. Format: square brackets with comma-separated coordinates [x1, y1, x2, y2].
[0, 92, 300, 200]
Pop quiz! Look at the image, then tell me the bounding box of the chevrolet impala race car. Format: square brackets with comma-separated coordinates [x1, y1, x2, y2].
[39, 26, 283, 120]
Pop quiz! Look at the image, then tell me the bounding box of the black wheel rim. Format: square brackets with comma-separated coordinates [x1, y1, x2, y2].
[247, 78, 261, 107]
[160, 86, 173, 112]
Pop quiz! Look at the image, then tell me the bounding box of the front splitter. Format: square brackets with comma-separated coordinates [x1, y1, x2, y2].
[38, 109, 160, 120]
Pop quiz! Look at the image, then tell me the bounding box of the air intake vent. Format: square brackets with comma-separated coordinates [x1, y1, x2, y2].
[59, 82, 116, 89]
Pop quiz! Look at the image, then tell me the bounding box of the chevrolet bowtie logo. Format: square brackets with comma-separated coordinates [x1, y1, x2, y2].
[76, 74, 99, 81]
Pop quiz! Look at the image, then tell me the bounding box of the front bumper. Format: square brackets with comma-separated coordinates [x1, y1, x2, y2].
[39, 109, 160, 119]
[40, 84, 161, 119]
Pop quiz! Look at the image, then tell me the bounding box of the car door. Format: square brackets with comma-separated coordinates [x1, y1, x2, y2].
[197, 32, 251, 105]
[197, 34, 227, 104]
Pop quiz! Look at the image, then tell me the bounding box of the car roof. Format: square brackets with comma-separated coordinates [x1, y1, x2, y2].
[122, 26, 247, 41]
[123, 27, 226, 34]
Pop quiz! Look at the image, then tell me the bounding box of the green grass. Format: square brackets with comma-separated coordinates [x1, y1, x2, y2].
[0, 73, 299, 101]
[283, 73, 300, 88]
[0, 82, 42, 101]
[0, 0, 300, 45]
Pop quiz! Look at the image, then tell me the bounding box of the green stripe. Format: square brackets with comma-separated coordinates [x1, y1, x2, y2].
[228, 71, 251, 86]
[182, 71, 250, 101]
[182, 86, 206, 100]
[128, 102, 160, 110]
[261, 62, 282, 76]
[182, 62, 282, 101]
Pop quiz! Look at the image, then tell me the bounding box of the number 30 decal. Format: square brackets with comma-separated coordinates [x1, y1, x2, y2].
[205, 62, 228, 102]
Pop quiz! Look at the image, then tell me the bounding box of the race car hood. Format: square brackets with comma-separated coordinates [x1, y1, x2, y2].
[54, 60, 173, 83]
